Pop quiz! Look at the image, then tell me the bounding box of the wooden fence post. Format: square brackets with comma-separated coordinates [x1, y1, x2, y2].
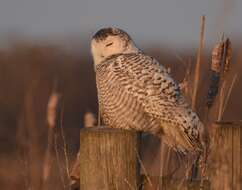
[79, 127, 141, 190]
[209, 121, 242, 190]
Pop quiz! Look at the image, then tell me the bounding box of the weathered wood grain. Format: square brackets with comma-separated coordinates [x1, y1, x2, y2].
[79, 127, 141, 190]
[142, 176, 210, 190]
[209, 121, 242, 190]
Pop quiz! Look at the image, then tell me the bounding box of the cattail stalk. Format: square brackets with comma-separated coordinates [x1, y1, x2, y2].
[43, 82, 61, 187]
[206, 41, 224, 108]
[192, 15, 206, 110]
[207, 37, 233, 122]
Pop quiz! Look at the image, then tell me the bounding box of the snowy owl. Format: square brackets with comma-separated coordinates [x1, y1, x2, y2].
[91, 27, 206, 155]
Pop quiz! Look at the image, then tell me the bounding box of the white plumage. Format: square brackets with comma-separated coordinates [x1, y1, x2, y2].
[91, 27, 205, 155]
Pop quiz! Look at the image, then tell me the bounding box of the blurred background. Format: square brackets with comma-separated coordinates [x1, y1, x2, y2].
[0, 0, 241, 189]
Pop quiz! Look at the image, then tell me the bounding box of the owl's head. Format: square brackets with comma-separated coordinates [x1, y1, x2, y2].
[91, 27, 138, 65]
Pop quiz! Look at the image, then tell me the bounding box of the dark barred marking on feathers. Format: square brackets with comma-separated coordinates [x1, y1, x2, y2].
[96, 52, 203, 153]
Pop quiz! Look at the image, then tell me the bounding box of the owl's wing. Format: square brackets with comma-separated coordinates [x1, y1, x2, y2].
[104, 53, 185, 110]
[97, 53, 202, 151]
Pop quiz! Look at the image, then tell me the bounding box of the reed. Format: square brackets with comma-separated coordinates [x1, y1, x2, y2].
[192, 15, 206, 111]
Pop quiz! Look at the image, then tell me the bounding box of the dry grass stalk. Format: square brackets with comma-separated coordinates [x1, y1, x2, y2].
[124, 178, 136, 190]
[221, 74, 238, 117]
[16, 80, 45, 190]
[98, 107, 101, 126]
[135, 148, 154, 189]
[54, 132, 67, 189]
[43, 77, 74, 190]
[59, 108, 71, 182]
[84, 111, 96, 127]
[70, 111, 97, 189]
[43, 81, 61, 187]
[46, 91, 61, 129]
[17, 152, 31, 190]
[44, 79, 71, 190]
[42, 129, 55, 184]
[223, 39, 232, 75]
[70, 150, 81, 189]
[217, 38, 233, 121]
[54, 112, 72, 190]
[192, 15, 205, 110]
[217, 82, 226, 121]
[179, 57, 192, 101]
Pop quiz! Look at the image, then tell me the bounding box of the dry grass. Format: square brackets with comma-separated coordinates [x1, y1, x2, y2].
[43, 82, 60, 185]
[192, 15, 206, 111]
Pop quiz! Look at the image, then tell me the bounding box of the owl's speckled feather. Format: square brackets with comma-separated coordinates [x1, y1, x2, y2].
[92, 27, 205, 154]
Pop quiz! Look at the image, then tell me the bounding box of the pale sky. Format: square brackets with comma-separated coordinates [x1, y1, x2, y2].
[0, 0, 241, 48]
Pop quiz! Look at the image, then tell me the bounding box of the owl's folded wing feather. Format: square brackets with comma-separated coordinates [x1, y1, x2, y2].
[98, 53, 202, 152]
